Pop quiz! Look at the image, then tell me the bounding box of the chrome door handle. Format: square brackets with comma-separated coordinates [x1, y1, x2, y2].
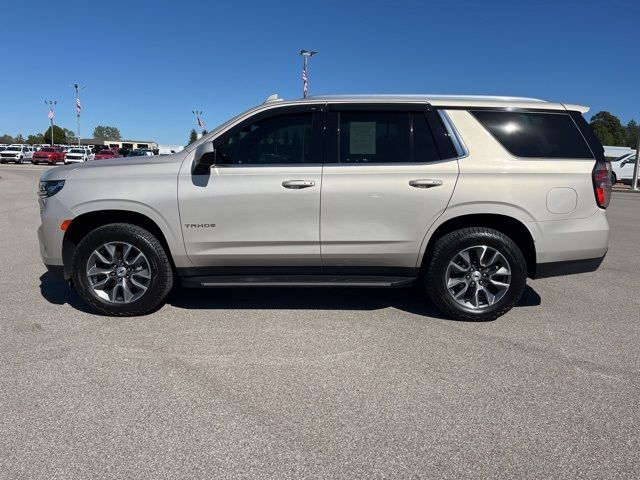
[409, 179, 443, 188]
[282, 180, 316, 189]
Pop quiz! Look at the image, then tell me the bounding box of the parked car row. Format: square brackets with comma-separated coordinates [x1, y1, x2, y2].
[0, 143, 158, 165]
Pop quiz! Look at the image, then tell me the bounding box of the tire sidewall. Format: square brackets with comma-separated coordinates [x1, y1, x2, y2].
[427, 229, 527, 320]
[72, 225, 171, 316]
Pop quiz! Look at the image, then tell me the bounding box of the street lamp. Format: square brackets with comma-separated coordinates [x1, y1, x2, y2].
[299, 50, 317, 98]
[44, 100, 57, 146]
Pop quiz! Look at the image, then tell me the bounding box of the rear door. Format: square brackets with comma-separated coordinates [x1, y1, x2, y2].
[320, 104, 460, 271]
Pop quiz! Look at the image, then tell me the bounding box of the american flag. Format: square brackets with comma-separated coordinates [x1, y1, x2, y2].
[302, 65, 308, 98]
[196, 115, 205, 128]
[47, 108, 54, 119]
[76, 98, 82, 116]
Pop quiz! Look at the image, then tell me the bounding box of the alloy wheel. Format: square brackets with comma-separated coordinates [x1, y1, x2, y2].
[86, 242, 152, 303]
[445, 245, 511, 310]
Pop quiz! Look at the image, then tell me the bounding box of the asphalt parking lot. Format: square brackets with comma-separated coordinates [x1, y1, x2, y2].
[1, 164, 639, 479]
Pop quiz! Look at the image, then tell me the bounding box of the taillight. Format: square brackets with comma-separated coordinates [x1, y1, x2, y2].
[592, 161, 612, 209]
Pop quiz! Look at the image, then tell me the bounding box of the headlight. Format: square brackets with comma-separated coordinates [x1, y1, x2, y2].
[38, 180, 65, 198]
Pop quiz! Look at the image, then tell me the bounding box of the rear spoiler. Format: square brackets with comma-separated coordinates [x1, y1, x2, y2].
[562, 103, 589, 114]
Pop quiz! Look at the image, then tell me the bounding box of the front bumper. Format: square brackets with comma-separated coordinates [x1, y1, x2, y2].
[38, 195, 74, 269]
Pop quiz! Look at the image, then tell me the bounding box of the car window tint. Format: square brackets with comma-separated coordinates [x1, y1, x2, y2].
[472, 111, 593, 159]
[216, 113, 313, 165]
[412, 113, 441, 162]
[339, 112, 409, 163]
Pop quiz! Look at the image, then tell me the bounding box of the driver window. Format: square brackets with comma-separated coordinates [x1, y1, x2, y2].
[216, 113, 313, 165]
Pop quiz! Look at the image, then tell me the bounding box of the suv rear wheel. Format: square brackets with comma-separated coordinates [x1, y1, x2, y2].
[72, 223, 173, 316]
[424, 227, 527, 321]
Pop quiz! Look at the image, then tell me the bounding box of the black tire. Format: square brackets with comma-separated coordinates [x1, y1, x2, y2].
[72, 223, 174, 316]
[0, 160, 5, 164]
[424, 227, 527, 321]
[611, 172, 617, 185]
[32, 161, 38, 165]
[18, 156, 24, 164]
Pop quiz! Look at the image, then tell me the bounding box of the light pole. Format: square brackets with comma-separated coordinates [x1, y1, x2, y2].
[45, 100, 57, 146]
[299, 50, 317, 98]
[192, 110, 204, 138]
[73, 84, 85, 146]
[632, 131, 639, 191]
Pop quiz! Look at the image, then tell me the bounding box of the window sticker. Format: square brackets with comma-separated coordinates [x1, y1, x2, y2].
[349, 122, 376, 154]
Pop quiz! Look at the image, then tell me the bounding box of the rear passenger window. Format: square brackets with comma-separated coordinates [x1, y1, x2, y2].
[339, 112, 410, 163]
[472, 111, 593, 159]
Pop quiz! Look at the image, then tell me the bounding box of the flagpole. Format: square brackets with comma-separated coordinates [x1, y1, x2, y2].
[45, 100, 57, 146]
[192, 110, 204, 136]
[73, 84, 85, 146]
[299, 50, 317, 98]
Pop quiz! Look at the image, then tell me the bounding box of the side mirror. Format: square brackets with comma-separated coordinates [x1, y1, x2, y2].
[193, 142, 216, 175]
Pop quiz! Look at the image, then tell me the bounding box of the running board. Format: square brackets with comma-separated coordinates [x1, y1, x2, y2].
[180, 275, 417, 289]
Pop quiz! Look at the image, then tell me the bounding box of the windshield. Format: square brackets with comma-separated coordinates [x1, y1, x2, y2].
[6, 147, 20, 151]
[69, 149, 84, 153]
[41, 148, 55, 152]
[612, 154, 633, 162]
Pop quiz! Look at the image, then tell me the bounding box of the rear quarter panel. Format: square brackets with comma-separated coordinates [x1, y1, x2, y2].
[418, 110, 600, 266]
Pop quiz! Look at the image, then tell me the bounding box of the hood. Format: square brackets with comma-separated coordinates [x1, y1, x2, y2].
[39, 163, 79, 181]
[41, 150, 189, 183]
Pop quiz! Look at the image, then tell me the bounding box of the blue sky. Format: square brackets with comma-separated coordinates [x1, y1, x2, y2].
[1, 0, 638, 145]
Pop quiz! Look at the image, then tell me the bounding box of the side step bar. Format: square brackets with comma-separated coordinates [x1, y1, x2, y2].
[181, 275, 417, 289]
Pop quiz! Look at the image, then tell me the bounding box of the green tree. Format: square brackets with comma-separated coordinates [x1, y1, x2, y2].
[202, 129, 208, 135]
[63, 128, 77, 143]
[188, 128, 198, 145]
[0, 134, 14, 144]
[14, 134, 25, 144]
[93, 125, 121, 140]
[42, 125, 68, 145]
[625, 119, 639, 149]
[26, 134, 45, 145]
[589, 111, 626, 146]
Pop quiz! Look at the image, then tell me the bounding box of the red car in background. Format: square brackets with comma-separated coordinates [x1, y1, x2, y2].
[94, 149, 123, 160]
[32, 147, 65, 165]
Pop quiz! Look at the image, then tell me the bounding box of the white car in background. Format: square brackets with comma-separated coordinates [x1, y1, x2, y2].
[64, 147, 94, 163]
[0, 145, 33, 164]
[610, 153, 637, 184]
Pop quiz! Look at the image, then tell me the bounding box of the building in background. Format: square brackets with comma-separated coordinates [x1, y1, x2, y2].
[157, 144, 185, 155]
[79, 138, 158, 150]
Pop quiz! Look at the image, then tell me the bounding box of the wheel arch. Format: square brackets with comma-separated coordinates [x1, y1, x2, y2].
[62, 210, 176, 280]
[419, 213, 537, 278]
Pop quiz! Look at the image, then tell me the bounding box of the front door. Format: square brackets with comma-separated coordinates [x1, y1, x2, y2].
[320, 105, 460, 271]
[178, 105, 324, 268]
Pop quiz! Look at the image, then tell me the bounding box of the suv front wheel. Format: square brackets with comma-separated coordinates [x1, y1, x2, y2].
[424, 227, 527, 321]
[72, 223, 174, 316]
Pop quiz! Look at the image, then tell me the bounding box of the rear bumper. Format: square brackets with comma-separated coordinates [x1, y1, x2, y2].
[528, 208, 610, 265]
[534, 252, 606, 279]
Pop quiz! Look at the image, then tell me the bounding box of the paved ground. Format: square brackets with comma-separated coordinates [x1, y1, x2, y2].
[1, 164, 639, 479]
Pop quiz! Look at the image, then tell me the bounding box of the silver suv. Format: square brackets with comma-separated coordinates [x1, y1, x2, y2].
[37, 94, 611, 320]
